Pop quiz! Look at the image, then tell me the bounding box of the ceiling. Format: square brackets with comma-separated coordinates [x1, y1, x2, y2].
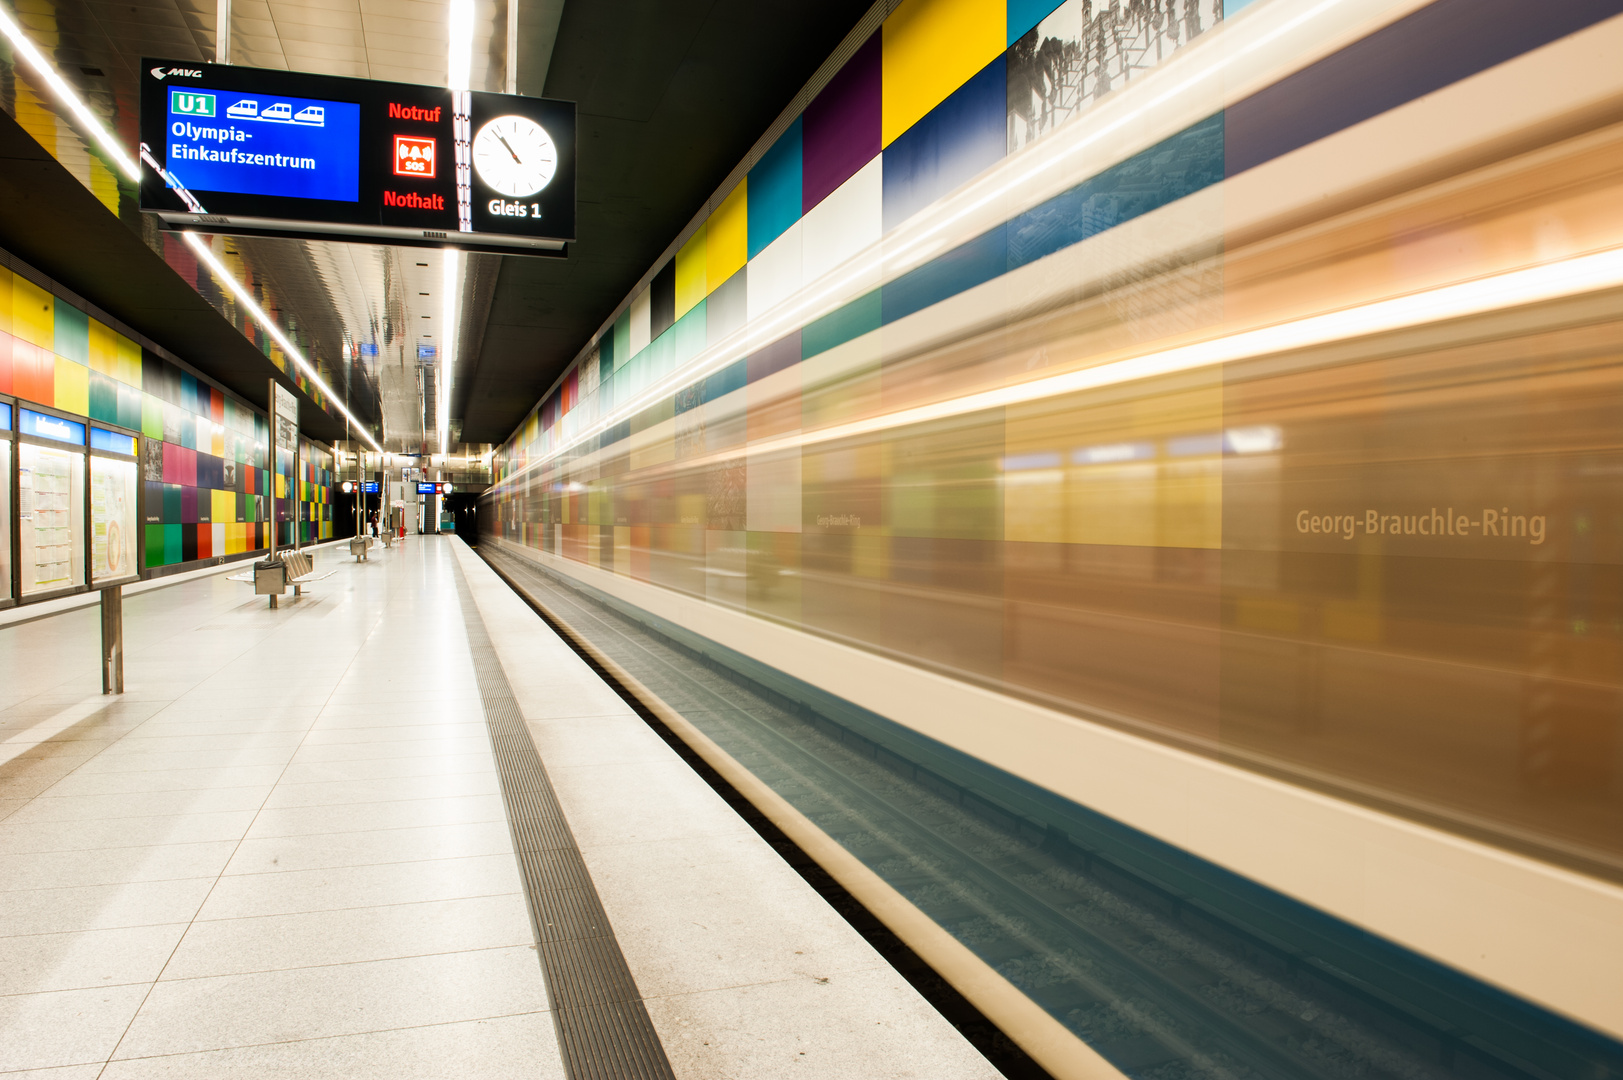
[0, 0, 874, 451]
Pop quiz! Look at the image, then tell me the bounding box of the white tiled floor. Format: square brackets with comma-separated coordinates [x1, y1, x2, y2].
[0, 538, 564, 1078]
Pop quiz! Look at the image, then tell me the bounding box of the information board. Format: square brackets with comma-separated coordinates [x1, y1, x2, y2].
[90, 429, 139, 585]
[141, 60, 576, 255]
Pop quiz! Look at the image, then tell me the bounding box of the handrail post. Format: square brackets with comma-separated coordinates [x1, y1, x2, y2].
[100, 584, 123, 695]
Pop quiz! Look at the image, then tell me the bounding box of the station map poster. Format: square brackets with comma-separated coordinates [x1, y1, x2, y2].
[140, 60, 576, 256]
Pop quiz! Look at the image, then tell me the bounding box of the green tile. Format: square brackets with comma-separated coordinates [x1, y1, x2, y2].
[88, 372, 119, 423]
[144, 524, 168, 568]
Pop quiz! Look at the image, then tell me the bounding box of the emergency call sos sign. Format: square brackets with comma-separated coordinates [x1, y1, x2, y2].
[140, 59, 575, 255]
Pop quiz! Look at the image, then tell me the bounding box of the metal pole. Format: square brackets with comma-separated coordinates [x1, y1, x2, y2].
[267, 379, 277, 564]
[100, 585, 123, 695]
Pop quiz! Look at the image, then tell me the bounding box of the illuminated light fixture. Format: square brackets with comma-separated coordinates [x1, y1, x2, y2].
[439, 249, 459, 457]
[0, 4, 140, 180]
[181, 231, 383, 453]
[447, 0, 474, 91]
[503, 245, 1623, 488]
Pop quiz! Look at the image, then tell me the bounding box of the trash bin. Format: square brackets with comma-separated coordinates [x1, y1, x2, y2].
[254, 558, 286, 596]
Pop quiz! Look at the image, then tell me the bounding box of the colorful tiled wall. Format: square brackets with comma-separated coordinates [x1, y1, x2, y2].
[0, 257, 334, 571]
[494, 0, 1232, 476]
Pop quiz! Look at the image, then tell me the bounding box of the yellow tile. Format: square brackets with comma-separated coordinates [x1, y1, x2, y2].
[53, 355, 89, 415]
[706, 181, 747, 286]
[88, 318, 118, 377]
[116, 333, 142, 387]
[212, 489, 234, 524]
[881, 0, 1004, 147]
[0, 268, 12, 337]
[13, 275, 52, 347]
[674, 225, 707, 319]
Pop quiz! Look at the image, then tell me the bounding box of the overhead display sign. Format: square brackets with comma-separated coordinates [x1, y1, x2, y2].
[141, 60, 575, 255]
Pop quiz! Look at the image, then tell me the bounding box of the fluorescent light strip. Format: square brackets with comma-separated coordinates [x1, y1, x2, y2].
[440, 250, 458, 456]
[501, 246, 1623, 488]
[182, 231, 383, 453]
[0, 3, 141, 180]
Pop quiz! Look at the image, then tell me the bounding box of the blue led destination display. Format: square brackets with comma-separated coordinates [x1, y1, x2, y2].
[141, 59, 576, 255]
[166, 87, 360, 202]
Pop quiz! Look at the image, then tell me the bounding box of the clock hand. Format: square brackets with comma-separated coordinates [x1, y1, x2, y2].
[495, 133, 523, 165]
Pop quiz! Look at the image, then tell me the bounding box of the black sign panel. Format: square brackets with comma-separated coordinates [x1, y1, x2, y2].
[140, 60, 575, 255]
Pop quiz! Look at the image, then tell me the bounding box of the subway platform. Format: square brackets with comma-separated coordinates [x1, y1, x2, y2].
[0, 535, 998, 1079]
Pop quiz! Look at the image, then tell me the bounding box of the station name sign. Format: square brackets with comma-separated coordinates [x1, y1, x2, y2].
[140, 60, 575, 255]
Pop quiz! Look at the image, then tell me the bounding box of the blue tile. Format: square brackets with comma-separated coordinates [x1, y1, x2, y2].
[882, 56, 1007, 233]
[748, 117, 803, 259]
[1007, 0, 1065, 45]
[881, 224, 1009, 327]
[1009, 113, 1224, 270]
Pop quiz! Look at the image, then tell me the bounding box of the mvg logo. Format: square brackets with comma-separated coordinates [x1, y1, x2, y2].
[170, 90, 216, 117]
[151, 67, 203, 80]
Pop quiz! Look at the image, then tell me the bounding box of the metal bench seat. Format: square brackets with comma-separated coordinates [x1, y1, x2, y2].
[229, 547, 337, 606]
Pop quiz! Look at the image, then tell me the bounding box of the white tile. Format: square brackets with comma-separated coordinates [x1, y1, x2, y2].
[224, 820, 516, 875]
[0, 812, 257, 855]
[244, 793, 507, 839]
[4, 787, 272, 825]
[197, 854, 521, 920]
[0, 922, 189, 995]
[114, 947, 551, 1058]
[0, 877, 214, 935]
[0, 842, 237, 892]
[545, 759, 753, 850]
[99, 1011, 564, 1080]
[583, 832, 883, 999]
[644, 967, 1000, 1080]
[522, 714, 670, 770]
[164, 894, 532, 979]
[802, 155, 883, 285]
[260, 771, 500, 809]
[630, 285, 651, 356]
[746, 221, 804, 323]
[0, 983, 150, 1073]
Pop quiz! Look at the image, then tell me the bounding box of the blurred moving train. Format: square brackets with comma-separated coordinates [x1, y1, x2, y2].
[482, 1, 1623, 1076]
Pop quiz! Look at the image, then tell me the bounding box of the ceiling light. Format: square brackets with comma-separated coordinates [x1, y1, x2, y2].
[447, 0, 473, 91]
[440, 249, 459, 457]
[0, 5, 139, 180]
[182, 231, 382, 453]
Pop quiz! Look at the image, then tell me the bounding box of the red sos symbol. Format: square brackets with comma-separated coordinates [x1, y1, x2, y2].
[393, 136, 436, 179]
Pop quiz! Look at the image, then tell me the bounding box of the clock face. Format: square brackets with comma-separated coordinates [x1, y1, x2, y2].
[472, 115, 556, 198]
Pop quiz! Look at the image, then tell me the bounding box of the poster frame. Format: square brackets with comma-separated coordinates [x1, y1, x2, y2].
[88, 421, 143, 589]
[0, 395, 15, 610]
[14, 400, 90, 604]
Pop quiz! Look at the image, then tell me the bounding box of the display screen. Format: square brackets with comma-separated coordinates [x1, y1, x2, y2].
[417, 482, 440, 494]
[141, 59, 576, 255]
[166, 87, 361, 202]
[362, 481, 380, 493]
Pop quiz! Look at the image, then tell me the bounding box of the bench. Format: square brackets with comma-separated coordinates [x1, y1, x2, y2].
[229, 548, 336, 607]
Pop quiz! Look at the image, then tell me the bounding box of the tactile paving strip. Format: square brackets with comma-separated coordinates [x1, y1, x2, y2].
[454, 570, 676, 1080]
